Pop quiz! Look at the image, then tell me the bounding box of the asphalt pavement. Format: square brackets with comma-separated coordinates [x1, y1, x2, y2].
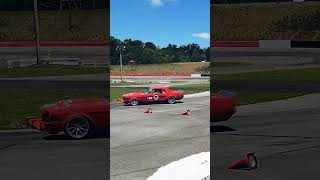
[110, 95, 210, 180]
[0, 132, 109, 180]
[0, 46, 109, 63]
[212, 93, 320, 179]
[211, 48, 320, 74]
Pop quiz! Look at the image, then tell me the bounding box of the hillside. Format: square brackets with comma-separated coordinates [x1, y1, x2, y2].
[0, 9, 109, 41]
[211, 1, 320, 40]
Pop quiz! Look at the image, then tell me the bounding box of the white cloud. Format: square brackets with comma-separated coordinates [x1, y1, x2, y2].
[192, 32, 210, 40]
[148, 0, 178, 7]
[149, 0, 163, 7]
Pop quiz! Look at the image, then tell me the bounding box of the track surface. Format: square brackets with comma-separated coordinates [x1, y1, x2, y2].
[211, 48, 320, 74]
[0, 46, 108, 63]
[0, 133, 108, 180]
[212, 94, 320, 179]
[110, 96, 210, 180]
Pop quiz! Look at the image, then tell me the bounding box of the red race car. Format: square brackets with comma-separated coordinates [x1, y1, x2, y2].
[119, 86, 184, 106]
[211, 91, 236, 122]
[26, 98, 109, 139]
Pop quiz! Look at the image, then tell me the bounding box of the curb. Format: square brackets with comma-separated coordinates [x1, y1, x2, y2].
[184, 91, 210, 99]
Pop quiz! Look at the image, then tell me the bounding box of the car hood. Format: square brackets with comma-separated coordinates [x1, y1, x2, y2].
[41, 98, 109, 112]
[123, 92, 145, 97]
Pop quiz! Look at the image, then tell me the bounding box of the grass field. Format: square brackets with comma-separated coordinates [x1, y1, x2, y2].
[0, 89, 106, 130]
[235, 91, 307, 105]
[211, 2, 320, 40]
[214, 67, 320, 105]
[215, 68, 320, 81]
[111, 81, 144, 86]
[111, 62, 253, 74]
[111, 62, 210, 74]
[0, 9, 108, 41]
[0, 64, 106, 78]
[174, 83, 210, 88]
[0, 62, 253, 78]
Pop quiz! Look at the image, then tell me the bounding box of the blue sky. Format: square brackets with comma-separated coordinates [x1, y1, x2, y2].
[111, 0, 209, 48]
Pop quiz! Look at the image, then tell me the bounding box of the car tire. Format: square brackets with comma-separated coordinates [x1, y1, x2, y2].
[130, 99, 139, 106]
[65, 117, 92, 139]
[168, 96, 176, 104]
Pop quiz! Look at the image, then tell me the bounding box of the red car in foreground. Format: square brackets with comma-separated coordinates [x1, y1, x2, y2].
[26, 99, 109, 139]
[119, 86, 184, 106]
[211, 92, 236, 122]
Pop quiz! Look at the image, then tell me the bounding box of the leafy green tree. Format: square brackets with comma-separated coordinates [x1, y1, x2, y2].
[145, 42, 157, 50]
[110, 37, 209, 65]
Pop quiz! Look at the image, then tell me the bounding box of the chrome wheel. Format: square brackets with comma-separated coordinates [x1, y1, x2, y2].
[131, 99, 139, 106]
[65, 117, 90, 139]
[168, 96, 176, 104]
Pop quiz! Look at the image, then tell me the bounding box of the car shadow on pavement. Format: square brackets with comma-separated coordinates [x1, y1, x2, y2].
[211, 125, 236, 133]
[43, 132, 109, 141]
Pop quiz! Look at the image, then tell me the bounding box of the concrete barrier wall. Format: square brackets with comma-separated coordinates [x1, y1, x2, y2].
[291, 41, 320, 48]
[259, 40, 291, 49]
[211, 41, 259, 48]
[191, 74, 202, 78]
[211, 40, 320, 48]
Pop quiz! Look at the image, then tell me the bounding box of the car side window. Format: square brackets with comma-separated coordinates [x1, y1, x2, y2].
[154, 89, 163, 94]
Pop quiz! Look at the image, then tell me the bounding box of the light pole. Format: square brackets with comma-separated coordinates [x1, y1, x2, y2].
[34, 0, 40, 64]
[116, 46, 126, 82]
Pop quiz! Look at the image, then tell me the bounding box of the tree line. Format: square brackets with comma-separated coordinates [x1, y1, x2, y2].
[110, 36, 210, 65]
[0, 0, 108, 10]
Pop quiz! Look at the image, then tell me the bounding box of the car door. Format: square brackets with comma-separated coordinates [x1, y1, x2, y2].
[156, 89, 167, 102]
[145, 89, 156, 103]
[147, 89, 166, 103]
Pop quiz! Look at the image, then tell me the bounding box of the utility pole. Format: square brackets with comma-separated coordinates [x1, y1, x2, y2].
[34, 0, 40, 64]
[120, 51, 123, 82]
[117, 46, 125, 82]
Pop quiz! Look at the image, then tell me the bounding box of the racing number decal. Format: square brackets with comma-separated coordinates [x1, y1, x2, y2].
[147, 95, 159, 100]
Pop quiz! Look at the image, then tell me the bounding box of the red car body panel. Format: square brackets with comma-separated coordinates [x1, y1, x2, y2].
[120, 86, 184, 105]
[27, 98, 109, 134]
[211, 95, 236, 122]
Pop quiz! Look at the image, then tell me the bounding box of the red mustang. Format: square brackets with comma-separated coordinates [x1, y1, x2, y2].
[119, 86, 184, 106]
[211, 92, 236, 122]
[26, 98, 109, 139]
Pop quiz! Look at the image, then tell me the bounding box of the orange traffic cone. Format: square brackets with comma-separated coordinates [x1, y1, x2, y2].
[144, 107, 152, 113]
[181, 109, 191, 115]
[228, 153, 258, 170]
